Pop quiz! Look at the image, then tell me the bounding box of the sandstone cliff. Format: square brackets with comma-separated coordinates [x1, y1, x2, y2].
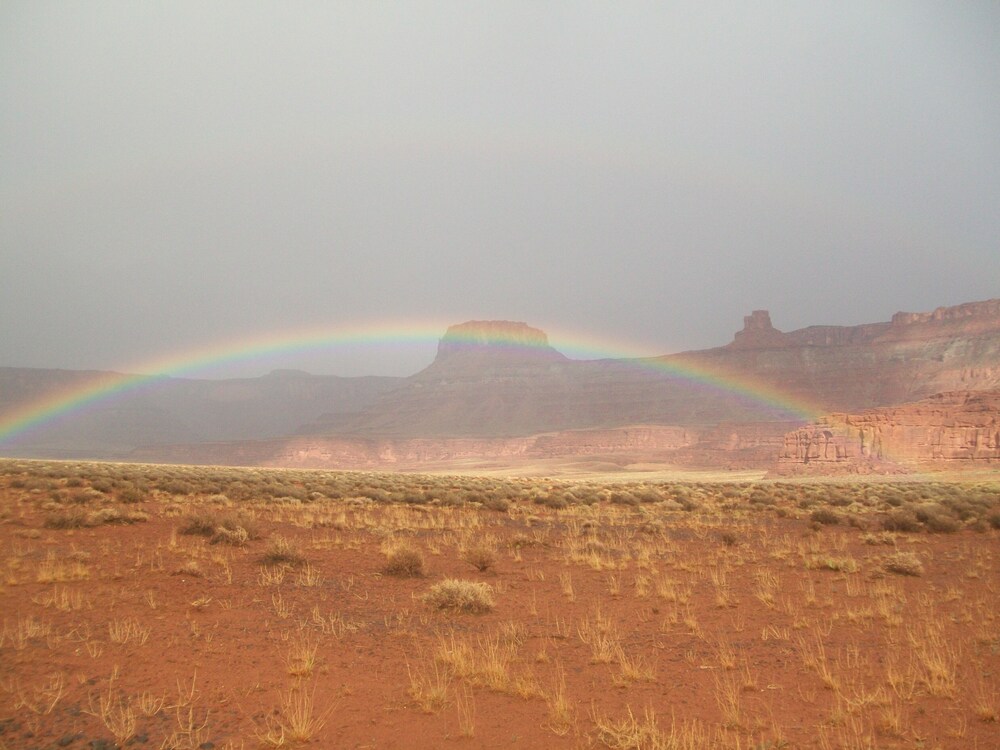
[319, 300, 1000, 439]
[773, 390, 1000, 475]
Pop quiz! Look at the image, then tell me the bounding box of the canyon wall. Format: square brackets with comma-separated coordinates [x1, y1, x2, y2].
[774, 390, 1000, 475]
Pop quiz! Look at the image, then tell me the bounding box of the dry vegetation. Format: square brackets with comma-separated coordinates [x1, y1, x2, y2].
[0, 458, 997, 748]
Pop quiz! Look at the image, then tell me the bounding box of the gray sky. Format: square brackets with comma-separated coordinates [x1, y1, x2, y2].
[2, 2, 998, 378]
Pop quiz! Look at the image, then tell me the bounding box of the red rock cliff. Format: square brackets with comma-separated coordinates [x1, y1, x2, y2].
[774, 390, 1000, 475]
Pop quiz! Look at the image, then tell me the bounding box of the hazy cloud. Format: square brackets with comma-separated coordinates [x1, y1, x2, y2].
[2, 2, 998, 376]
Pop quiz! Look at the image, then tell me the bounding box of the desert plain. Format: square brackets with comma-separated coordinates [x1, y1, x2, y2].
[0, 459, 997, 749]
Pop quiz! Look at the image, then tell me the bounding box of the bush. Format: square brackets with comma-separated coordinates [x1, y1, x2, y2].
[117, 484, 146, 504]
[86, 508, 137, 526]
[883, 551, 923, 577]
[809, 509, 841, 526]
[262, 535, 306, 566]
[463, 543, 497, 572]
[162, 480, 194, 496]
[882, 510, 920, 532]
[923, 513, 961, 533]
[181, 510, 258, 544]
[384, 545, 425, 577]
[422, 580, 494, 613]
[482, 496, 510, 512]
[180, 511, 218, 537]
[43, 509, 87, 529]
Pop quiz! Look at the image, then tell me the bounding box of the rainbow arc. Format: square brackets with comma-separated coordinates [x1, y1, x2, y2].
[0, 321, 824, 447]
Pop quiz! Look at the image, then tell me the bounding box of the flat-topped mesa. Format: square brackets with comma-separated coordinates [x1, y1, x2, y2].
[729, 310, 787, 349]
[434, 321, 567, 364]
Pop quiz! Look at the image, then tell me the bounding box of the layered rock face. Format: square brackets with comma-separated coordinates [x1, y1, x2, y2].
[774, 390, 1000, 475]
[329, 299, 1000, 439]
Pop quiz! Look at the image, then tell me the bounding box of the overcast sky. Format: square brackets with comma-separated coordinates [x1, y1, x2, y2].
[2, 3, 998, 378]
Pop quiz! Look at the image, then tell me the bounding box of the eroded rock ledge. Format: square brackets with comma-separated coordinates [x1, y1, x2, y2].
[773, 389, 1000, 475]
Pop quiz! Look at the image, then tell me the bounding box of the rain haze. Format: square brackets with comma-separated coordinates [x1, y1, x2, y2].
[2, 2, 998, 379]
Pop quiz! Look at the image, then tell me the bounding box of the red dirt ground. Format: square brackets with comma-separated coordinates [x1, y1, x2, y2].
[1, 471, 998, 749]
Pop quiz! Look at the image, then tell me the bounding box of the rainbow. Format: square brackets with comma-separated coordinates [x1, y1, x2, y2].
[0, 320, 824, 448]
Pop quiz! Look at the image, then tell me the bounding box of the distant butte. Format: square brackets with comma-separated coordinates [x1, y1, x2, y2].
[436, 320, 561, 355]
[728, 310, 787, 349]
[430, 320, 568, 368]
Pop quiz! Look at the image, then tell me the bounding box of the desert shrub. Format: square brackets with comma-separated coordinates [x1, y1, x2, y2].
[861, 531, 896, 545]
[212, 526, 249, 546]
[911, 501, 963, 532]
[89, 479, 114, 494]
[363, 488, 391, 504]
[987, 511, 1000, 530]
[422, 580, 494, 613]
[384, 545, 425, 577]
[86, 507, 147, 526]
[207, 513, 259, 545]
[482, 496, 510, 512]
[639, 520, 664, 535]
[609, 491, 639, 507]
[923, 512, 961, 533]
[117, 483, 146, 504]
[809, 509, 841, 526]
[70, 488, 103, 505]
[809, 556, 859, 573]
[543, 494, 568, 510]
[883, 551, 923, 577]
[573, 488, 602, 505]
[719, 530, 738, 547]
[882, 510, 921, 533]
[463, 542, 497, 572]
[264, 484, 308, 502]
[162, 479, 194, 496]
[675, 496, 700, 512]
[43, 508, 88, 529]
[180, 511, 218, 537]
[262, 535, 306, 566]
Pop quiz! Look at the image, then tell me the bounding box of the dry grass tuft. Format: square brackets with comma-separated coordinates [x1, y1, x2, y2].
[423, 580, 495, 613]
[262, 535, 306, 566]
[883, 551, 924, 577]
[463, 541, 498, 572]
[384, 545, 426, 577]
